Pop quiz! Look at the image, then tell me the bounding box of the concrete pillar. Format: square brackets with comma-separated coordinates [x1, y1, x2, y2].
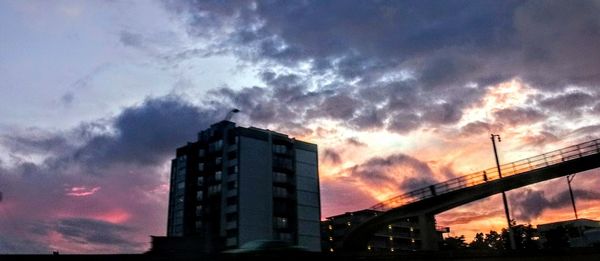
[418, 214, 439, 250]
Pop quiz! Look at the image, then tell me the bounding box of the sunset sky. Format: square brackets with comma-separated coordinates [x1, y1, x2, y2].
[1, 0, 600, 254]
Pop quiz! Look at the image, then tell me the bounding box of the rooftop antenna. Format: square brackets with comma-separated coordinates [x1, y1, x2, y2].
[224, 108, 240, 121]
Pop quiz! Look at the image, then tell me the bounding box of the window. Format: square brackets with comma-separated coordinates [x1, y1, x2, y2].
[273, 144, 287, 154]
[273, 156, 292, 169]
[196, 205, 203, 216]
[275, 217, 288, 229]
[215, 157, 222, 165]
[227, 181, 237, 190]
[215, 171, 222, 181]
[227, 151, 237, 160]
[197, 177, 204, 186]
[177, 182, 185, 190]
[273, 200, 289, 214]
[209, 184, 221, 195]
[174, 210, 183, 219]
[226, 213, 238, 222]
[226, 229, 238, 237]
[198, 163, 204, 171]
[195, 220, 202, 230]
[172, 225, 183, 236]
[196, 191, 203, 201]
[228, 165, 238, 175]
[198, 149, 205, 157]
[273, 172, 287, 183]
[209, 140, 223, 152]
[273, 186, 288, 198]
[176, 168, 186, 180]
[177, 155, 187, 164]
[278, 232, 292, 241]
[173, 218, 182, 226]
[226, 197, 238, 206]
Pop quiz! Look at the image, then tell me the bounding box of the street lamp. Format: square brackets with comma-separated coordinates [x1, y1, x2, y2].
[491, 134, 516, 250]
[566, 174, 578, 219]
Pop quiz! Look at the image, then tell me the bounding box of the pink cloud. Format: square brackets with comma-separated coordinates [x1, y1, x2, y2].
[66, 186, 101, 197]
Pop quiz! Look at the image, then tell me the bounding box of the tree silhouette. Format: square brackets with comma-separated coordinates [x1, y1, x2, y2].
[441, 235, 467, 250]
[469, 232, 488, 249]
[484, 230, 505, 250]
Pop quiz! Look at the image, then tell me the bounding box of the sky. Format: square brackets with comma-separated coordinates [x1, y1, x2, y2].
[1, 0, 600, 254]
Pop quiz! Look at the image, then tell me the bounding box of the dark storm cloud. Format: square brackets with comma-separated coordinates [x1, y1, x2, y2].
[538, 91, 596, 117]
[493, 107, 546, 126]
[164, 0, 600, 134]
[346, 137, 367, 147]
[570, 124, 600, 137]
[520, 131, 559, 147]
[348, 153, 436, 190]
[1, 130, 71, 155]
[56, 218, 137, 247]
[68, 96, 220, 168]
[119, 30, 145, 48]
[593, 103, 600, 114]
[513, 1, 600, 89]
[460, 121, 503, 137]
[322, 149, 342, 165]
[0, 95, 223, 253]
[512, 188, 600, 221]
[349, 106, 385, 130]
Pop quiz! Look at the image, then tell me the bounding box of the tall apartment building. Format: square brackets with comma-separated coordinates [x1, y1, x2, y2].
[166, 121, 321, 253]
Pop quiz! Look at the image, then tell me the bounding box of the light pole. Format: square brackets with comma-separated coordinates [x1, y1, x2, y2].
[491, 134, 516, 250]
[566, 174, 578, 219]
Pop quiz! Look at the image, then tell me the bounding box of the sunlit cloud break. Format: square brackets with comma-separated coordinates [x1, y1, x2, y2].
[65, 186, 101, 197]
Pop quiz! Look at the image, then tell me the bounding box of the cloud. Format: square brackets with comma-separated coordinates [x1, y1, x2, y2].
[0, 95, 222, 253]
[593, 103, 600, 115]
[535, 91, 598, 118]
[348, 153, 436, 191]
[320, 178, 377, 216]
[460, 121, 503, 137]
[512, 188, 600, 221]
[56, 218, 137, 247]
[322, 149, 342, 165]
[67, 95, 220, 169]
[519, 131, 559, 147]
[61, 92, 75, 105]
[66, 186, 101, 197]
[346, 137, 367, 147]
[168, 1, 600, 90]
[119, 30, 145, 48]
[493, 107, 546, 126]
[163, 0, 600, 136]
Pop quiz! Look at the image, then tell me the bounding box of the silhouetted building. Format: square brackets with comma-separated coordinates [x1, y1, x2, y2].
[321, 210, 447, 252]
[538, 218, 600, 248]
[164, 121, 321, 254]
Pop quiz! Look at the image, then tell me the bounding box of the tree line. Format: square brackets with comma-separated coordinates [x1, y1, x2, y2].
[440, 223, 572, 250]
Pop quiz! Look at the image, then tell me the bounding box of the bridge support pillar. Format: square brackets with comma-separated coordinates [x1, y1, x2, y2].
[418, 214, 439, 251]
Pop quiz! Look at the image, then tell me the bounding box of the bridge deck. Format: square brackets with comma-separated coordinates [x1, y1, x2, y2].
[343, 138, 600, 251]
[371, 138, 600, 211]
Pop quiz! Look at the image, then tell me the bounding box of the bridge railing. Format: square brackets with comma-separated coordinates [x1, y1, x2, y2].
[370, 138, 600, 211]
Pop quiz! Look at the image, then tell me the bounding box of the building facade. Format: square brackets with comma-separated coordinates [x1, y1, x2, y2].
[321, 210, 447, 252]
[538, 218, 600, 248]
[166, 121, 321, 253]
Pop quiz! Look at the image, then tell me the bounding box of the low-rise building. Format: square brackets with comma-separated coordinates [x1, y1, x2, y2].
[538, 218, 600, 248]
[321, 209, 447, 252]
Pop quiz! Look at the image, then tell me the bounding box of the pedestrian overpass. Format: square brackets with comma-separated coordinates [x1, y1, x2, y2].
[342, 138, 600, 251]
